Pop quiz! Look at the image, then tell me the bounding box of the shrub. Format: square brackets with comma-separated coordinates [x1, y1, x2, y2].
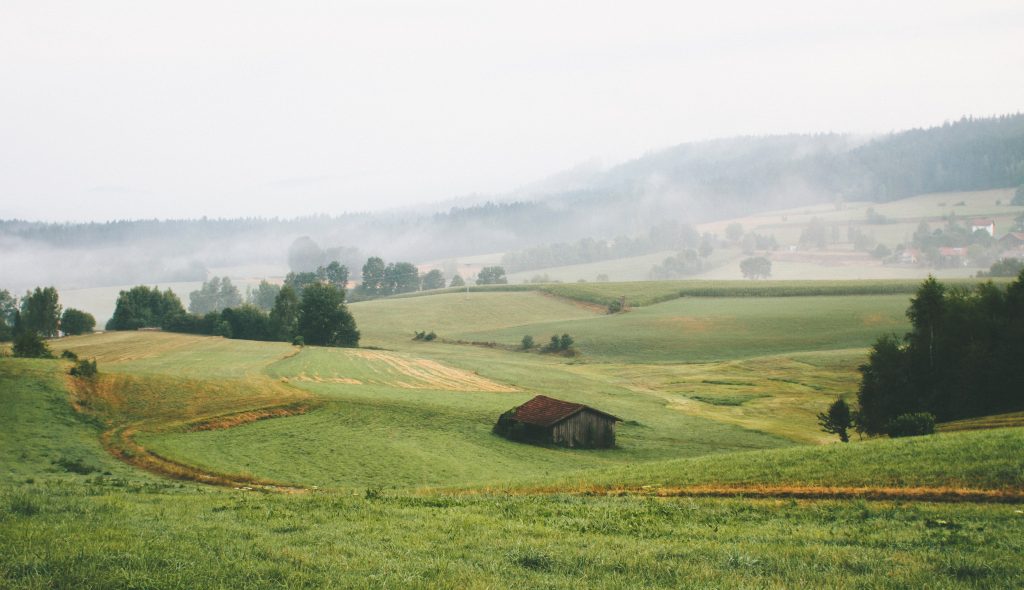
[60, 349, 79, 361]
[69, 359, 98, 378]
[541, 333, 576, 354]
[885, 413, 936, 438]
[543, 335, 561, 352]
[424, 331, 437, 341]
[520, 335, 534, 350]
[54, 456, 99, 475]
[12, 332, 52, 358]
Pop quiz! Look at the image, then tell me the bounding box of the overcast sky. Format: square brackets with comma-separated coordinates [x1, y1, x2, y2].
[1, 1, 1022, 222]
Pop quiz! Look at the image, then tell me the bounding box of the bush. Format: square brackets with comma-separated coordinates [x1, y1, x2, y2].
[885, 413, 936, 438]
[60, 349, 79, 361]
[740, 256, 772, 279]
[69, 359, 98, 378]
[542, 333, 576, 354]
[12, 332, 52, 358]
[424, 331, 437, 341]
[520, 335, 534, 350]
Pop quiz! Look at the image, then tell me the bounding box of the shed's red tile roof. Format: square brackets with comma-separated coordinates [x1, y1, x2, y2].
[512, 395, 620, 427]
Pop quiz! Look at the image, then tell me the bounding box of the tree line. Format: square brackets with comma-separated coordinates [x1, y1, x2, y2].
[0, 287, 96, 357]
[501, 221, 706, 274]
[108, 280, 359, 347]
[854, 273, 1024, 435]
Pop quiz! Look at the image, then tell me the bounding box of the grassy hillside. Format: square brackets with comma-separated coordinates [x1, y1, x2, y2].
[0, 360, 161, 486]
[453, 294, 911, 363]
[55, 331, 790, 489]
[3, 358, 1024, 588]
[43, 287, 925, 489]
[489, 428, 1024, 494]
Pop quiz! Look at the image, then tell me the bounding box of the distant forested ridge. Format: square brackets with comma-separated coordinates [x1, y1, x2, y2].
[3, 114, 1022, 290]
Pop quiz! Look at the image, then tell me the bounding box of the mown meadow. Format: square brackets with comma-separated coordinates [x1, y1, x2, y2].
[3, 280, 1024, 587]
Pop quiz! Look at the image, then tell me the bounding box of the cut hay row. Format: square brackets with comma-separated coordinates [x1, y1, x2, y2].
[351, 349, 519, 392]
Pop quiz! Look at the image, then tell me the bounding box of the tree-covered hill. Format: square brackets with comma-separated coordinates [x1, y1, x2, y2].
[3, 114, 1022, 289]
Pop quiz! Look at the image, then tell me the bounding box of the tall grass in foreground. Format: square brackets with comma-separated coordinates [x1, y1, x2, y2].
[3, 484, 1023, 589]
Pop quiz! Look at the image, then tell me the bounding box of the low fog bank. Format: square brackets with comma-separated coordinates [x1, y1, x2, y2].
[3, 115, 1022, 297]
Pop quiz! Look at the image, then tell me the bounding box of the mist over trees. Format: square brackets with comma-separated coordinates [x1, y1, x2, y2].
[355, 257, 421, 298]
[188, 277, 243, 314]
[3, 114, 1023, 293]
[502, 221, 703, 274]
[0, 290, 17, 341]
[420, 269, 446, 290]
[475, 267, 508, 285]
[247, 281, 282, 311]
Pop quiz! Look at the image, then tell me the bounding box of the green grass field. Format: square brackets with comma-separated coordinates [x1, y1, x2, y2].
[447, 294, 911, 362]
[3, 282, 1024, 587]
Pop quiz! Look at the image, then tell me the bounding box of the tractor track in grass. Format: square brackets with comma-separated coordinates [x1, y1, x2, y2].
[65, 373, 313, 493]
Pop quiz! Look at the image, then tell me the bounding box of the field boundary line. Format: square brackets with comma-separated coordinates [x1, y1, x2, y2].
[464, 484, 1024, 503]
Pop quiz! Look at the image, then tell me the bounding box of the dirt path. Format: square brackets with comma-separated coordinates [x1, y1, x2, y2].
[65, 373, 310, 492]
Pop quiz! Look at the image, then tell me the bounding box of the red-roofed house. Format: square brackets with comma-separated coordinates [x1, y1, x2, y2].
[1000, 232, 1024, 249]
[938, 246, 969, 266]
[970, 219, 995, 236]
[493, 395, 621, 448]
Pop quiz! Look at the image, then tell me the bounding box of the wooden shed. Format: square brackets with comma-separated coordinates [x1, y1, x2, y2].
[493, 395, 621, 448]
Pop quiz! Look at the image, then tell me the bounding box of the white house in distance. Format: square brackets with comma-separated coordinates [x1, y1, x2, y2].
[970, 218, 995, 236]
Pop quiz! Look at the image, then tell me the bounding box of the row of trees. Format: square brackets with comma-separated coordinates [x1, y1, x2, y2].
[353, 258, 491, 299]
[855, 273, 1024, 434]
[109, 282, 359, 347]
[1, 287, 96, 358]
[0, 287, 96, 342]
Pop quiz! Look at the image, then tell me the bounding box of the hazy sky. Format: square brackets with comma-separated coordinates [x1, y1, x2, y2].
[2, 1, 1022, 222]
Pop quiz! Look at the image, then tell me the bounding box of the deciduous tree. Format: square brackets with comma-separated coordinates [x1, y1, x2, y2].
[818, 398, 853, 442]
[20, 287, 61, 337]
[60, 308, 96, 335]
[297, 283, 359, 347]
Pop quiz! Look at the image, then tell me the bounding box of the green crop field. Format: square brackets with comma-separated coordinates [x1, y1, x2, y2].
[3, 284, 1024, 587]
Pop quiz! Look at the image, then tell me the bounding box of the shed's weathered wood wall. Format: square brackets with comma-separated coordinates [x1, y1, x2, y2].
[550, 410, 616, 448]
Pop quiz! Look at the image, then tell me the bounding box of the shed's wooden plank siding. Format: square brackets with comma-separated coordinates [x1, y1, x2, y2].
[551, 410, 616, 448]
